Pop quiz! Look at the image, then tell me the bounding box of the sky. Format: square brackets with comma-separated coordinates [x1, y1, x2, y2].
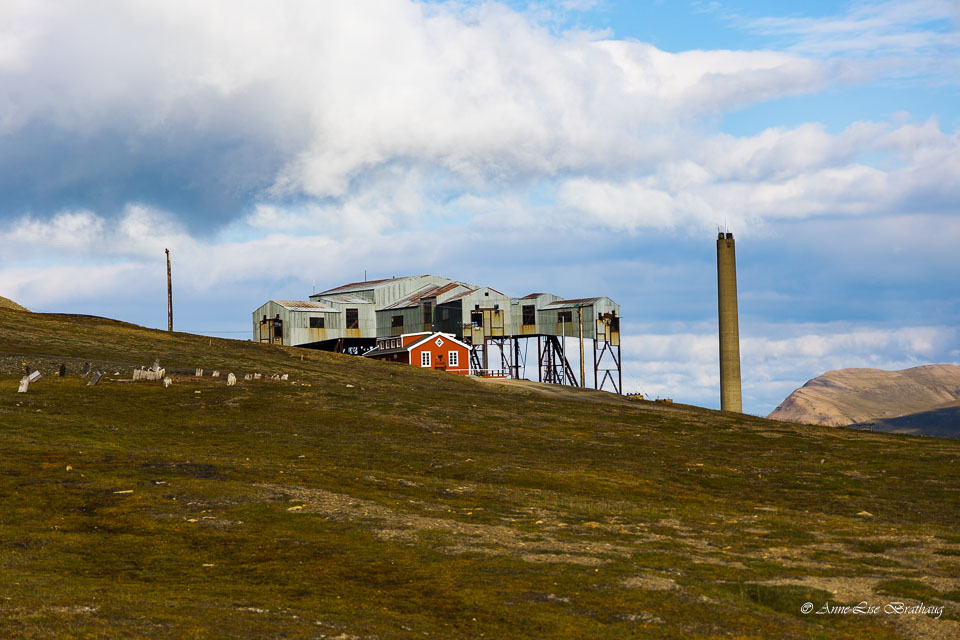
[1, 0, 958, 415]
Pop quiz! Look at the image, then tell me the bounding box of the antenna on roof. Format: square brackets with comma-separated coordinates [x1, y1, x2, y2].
[312, 279, 315, 294]
[364, 269, 367, 282]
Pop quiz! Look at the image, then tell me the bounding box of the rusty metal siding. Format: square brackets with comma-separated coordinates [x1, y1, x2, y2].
[507, 293, 560, 336]
[452, 287, 511, 344]
[252, 300, 288, 344]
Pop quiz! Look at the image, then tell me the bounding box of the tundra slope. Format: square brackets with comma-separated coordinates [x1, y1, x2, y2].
[1, 308, 959, 639]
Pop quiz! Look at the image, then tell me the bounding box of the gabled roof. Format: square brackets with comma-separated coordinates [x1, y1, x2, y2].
[317, 275, 422, 295]
[405, 332, 470, 351]
[271, 300, 339, 313]
[380, 282, 470, 310]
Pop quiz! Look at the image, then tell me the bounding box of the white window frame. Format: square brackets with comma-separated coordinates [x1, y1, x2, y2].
[448, 350, 459, 367]
[420, 351, 431, 367]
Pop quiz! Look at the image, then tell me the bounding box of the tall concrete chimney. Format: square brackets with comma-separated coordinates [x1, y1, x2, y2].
[716, 232, 742, 412]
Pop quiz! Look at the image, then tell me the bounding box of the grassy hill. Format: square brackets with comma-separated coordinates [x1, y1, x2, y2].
[2, 309, 959, 639]
[0, 295, 29, 312]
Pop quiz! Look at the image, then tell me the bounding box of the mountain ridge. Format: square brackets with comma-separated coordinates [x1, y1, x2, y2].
[768, 364, 960, 429]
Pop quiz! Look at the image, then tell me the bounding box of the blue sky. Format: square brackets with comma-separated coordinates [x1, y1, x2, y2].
[1, 0, 958, 415]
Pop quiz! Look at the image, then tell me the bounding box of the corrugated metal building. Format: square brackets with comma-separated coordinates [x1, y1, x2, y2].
[253, 274, 622, 392]
[252, 300, 340, 346]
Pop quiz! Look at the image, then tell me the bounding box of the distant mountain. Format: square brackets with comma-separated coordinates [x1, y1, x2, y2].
[861, 404, 960, 439]
[768, 364, 960, 428]
[0, 296, 29, 312]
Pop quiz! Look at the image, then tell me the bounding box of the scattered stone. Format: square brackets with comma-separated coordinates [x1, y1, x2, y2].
[346, 384, 355, 388]
[113, 489, 134, 494]
[227, 373, 236, 386]
[163, 377, 172, 388]
[195, 368, 203, 377]
[280, 374, 288, 380]
[244, 374, 252, 381]
[253, 373, 262, 380]
[212, 371, 220, 377]
[87, 371, 104, 386]
[621, 612, 664, 624]
[66, 465, 73, 471]
[287, 505, 305, 511]
[856, 510, 873, 517]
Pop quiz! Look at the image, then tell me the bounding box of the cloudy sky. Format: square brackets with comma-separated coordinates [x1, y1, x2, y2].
[1, 0, 958, 414]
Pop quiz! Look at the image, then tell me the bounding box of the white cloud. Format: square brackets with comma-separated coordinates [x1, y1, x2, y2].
[1, 204, 192, 261]
[557, 118, 960, 232]
[0, 0, 829, 204]
[735, 0, 960, 84]
[621, 324, 959, 413]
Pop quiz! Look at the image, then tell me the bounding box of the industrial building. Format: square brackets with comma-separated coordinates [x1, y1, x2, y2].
[252, 274, 621, 392]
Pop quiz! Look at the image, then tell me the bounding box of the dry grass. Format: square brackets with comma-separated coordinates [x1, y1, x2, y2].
[1, 310, 959, 638]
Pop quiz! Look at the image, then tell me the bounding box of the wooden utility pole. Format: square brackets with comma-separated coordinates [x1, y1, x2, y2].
[165, 248, 173, 332]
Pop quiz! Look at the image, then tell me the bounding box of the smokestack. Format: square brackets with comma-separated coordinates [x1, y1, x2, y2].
[716, 232, 742, 412]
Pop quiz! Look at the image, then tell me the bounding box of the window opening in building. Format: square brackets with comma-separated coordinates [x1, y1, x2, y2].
[346, 308, 359, 328]
[309, 317, 324, 329]
[448, 351, 459, 367]
[392, 315, 404, 328]
[423, 302, 433, 325]
[420, 351, 431, 367]
[522, 305, 535, 326]
[558, 311, 573, 323]
[470, 310, 484, 327]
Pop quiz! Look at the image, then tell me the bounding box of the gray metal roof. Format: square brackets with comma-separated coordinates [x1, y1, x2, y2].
[542, 297, 604, 309]
[272, 300, 340, 313]
[318, 275, 421, 295]
[318, 294, 375, 304]
[380, 282, 467, 310]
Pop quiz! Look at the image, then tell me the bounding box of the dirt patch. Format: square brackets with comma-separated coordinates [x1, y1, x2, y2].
[469, 377, 633, 406]
[620, 575, 678, 591]
[259, 483, 638, 565]
[759, 576, 880, 602]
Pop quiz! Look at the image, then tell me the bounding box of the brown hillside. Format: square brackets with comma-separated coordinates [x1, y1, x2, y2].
[0, 296, 29, 312]
[767, 364, 960, 426]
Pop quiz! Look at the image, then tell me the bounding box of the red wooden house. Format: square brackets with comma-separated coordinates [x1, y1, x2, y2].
[363, 332, 471, 375]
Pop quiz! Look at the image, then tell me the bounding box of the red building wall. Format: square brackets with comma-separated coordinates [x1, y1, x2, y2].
[409, 335, 469, 376]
